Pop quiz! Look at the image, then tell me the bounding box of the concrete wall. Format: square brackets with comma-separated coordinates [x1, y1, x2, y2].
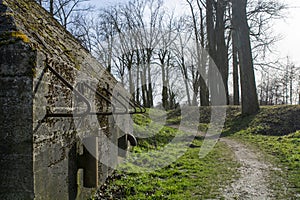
[0, 2, 35, 198]
[0, 0, 124, 199]
[0, 40, 35, 200]
[32, 52, 120, 200]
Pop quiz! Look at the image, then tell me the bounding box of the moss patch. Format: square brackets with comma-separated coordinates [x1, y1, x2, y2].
[0, 31, 30, 45]
[11, 31, 30, 43]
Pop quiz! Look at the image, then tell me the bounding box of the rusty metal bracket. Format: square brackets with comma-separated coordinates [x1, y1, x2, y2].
[44, 60, 146, 117]
[79, 82, 129, 115]
[45, 63, 91, 118]
[102, 87, 146, 114]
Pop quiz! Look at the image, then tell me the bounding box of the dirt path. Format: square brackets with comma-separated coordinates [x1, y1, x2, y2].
[168, 125, 285, 199]
[220, 138, 275, 199]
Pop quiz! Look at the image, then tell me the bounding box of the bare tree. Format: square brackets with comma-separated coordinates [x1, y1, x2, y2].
[232, 28, 240, 105]
[223, 0, 285, 106]
[232, 0, 259, 115]
[186, 0, 209, 106]
[36, 0, 93, 28]
[66, 0, 285, 111]
[69, 12, 95, 52]
[54, 0, 93, 28]
[247, 0, 286, 62]
[157, 14, 177, 109]
[172, 19, 193, 106]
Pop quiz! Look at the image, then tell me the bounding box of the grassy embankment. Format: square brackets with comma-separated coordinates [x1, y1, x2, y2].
[92, 105, 300, 199]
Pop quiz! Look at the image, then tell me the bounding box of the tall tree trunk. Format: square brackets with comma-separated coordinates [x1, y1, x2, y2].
[126, 52, 135, 101]
[107, 37, 112, 73]
[215, 0, 229, 105]
[265, 74, 269, 104]
[192, 77, 199, 106]
[289, 64, 294, 104]
[197, 0, 209, 106]
[146, 49, 153, 107]
[206, 0, 218, 105]
[285, 64, 289, 104]
[166, 62, 172, 108]
[136, 50, 142, 105]
[232, 0, 259, 115]
[184, 78, 191, 106]
[147, 63, 153, 107]
[259, 83, 263, 105]
[128, 65, 135, 101]
[187, 0, 209, 106]
[159, 50, 169, 110]
[199, 76, 209, 106]
[232, 29, 240, 105]
[162, 63, 169, 109]
[136, 63, 140, 104]
[140, 70, 148, 107]
[275, 87, 279, 105]
[181, 57, 192, 106]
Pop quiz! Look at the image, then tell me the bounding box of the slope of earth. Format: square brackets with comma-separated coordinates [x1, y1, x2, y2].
[91, 105, 300, 199]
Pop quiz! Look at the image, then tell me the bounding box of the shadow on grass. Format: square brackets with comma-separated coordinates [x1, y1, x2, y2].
[222, 105, 300, 137]
[221, 113, 256, 137]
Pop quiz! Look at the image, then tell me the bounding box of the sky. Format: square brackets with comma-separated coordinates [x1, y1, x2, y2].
[273, 0, 300, 66]
[88, 0, 300, 66]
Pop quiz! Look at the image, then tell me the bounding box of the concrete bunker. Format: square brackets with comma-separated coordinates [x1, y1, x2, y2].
[0, 0, 144, 199]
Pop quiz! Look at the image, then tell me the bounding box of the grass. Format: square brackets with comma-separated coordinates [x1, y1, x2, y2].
[92, 139, 239, 200]
[91, 105, 300, 199]
[91, 108, 240, 199]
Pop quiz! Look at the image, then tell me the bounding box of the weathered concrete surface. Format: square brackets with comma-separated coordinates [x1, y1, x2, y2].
[0, 32, 35, 200]
[0, 0, 124, 199]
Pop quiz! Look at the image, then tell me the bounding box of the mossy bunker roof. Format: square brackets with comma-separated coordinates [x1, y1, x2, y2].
[0, 0, 116, 85]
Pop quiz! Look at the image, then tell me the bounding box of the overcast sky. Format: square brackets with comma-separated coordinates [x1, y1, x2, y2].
[88, 0, 300, 66]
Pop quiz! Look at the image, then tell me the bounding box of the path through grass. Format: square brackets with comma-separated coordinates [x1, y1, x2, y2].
[92, 106, 300, 199]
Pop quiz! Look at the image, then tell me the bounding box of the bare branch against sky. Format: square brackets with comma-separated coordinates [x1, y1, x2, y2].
[89, 0, 300, 66]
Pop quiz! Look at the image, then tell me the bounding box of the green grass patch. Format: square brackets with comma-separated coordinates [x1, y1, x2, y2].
[132, 110, 177, 151]
[223, 105, 300, 136]
[92, 105, 300, 199]
[92, 139, 239, 199]
[92, 108, 239, 199]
